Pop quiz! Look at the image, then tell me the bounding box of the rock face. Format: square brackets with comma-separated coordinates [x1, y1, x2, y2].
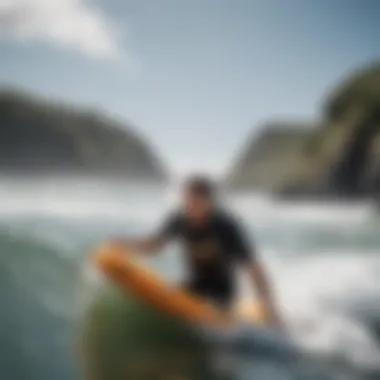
[225, 122, 314, 192]
[0, 88, 167, 182]
[226, 61, 380, 200]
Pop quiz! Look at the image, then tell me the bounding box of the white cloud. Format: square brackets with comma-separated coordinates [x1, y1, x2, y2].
[0, 0, 122, 59]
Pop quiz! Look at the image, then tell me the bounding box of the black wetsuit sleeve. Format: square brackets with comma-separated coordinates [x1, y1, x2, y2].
[228, 217, 255, 263]
[156, 212, 181, 241]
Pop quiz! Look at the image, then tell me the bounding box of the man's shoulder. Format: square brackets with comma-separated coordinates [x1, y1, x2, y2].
[158, 209, 185, 237]
[165, 209, 182, 220]
[165, 209, 186, 226]
[214, 209, 241, 229]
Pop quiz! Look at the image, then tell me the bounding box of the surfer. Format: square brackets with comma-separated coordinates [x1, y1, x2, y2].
[115, 175, 283, 329]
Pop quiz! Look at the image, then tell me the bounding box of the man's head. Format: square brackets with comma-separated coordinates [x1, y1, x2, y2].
[181, 175, 216, 222]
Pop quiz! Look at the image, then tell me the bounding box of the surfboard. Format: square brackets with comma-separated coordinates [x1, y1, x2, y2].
[94, 243, 267, 328]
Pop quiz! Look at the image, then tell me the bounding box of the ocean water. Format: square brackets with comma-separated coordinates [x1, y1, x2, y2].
[1, 177, 380, 380]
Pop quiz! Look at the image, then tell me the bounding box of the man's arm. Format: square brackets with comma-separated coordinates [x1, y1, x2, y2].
[112, 235, 166, 255]
[111, 212, 180, 255]
[227, 215, 283, 329]
[245, 258, 283, 329]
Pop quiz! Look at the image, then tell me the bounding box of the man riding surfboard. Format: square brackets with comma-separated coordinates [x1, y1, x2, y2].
[114, 175, 283, 329]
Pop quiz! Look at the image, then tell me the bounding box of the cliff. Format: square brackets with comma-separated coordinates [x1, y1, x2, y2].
[0, 88, 167, 182]
[279, 62, 380, 199]
[226, 61, 380, 200]
[225, 123, 314, 192]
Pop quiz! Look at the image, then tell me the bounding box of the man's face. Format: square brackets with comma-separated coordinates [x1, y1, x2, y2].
[182, 189, 212, 221]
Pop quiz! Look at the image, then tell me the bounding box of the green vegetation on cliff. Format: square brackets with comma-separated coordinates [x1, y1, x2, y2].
[325, 61, 380, 121]
[0, 88, 167, 181]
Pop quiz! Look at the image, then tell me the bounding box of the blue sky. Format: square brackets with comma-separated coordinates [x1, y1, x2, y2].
[0, 0, 379, 175]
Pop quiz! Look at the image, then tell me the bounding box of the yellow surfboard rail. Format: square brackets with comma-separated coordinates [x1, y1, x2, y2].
[94, 243, 266, 327]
